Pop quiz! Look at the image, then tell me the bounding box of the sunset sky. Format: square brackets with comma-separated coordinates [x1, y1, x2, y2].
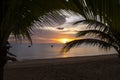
[33, 14, 85, 43]
[9, 12, 84, 44]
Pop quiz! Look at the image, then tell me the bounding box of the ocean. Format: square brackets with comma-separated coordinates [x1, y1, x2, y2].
[9, 43, 116, 61]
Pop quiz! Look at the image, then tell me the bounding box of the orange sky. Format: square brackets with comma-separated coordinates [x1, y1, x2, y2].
[30, 27, 77, 43]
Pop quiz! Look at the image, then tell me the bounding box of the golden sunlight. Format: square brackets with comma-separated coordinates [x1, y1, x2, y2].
[59, 38, 72, 43]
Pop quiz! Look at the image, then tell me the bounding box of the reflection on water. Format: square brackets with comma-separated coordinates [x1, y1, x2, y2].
[10, 43, 116, 60]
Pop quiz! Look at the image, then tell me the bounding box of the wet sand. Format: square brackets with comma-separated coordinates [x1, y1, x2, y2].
[4, 54, 120, 80]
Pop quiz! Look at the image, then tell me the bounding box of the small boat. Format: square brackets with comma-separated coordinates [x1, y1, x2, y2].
[28, 45, 31, 47]
[51, 45, 54, 48]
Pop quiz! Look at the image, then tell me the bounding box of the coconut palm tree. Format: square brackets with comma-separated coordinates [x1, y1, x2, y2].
[62, 0, 120, 56]
[0, 0, 68, 79]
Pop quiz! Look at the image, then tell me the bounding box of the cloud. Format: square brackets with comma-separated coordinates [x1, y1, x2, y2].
[9, 11, 84, 44]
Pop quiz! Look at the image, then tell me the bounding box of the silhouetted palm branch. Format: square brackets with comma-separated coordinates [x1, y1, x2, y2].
[73, 19, 110, 32]
[0, 0, 68, 44]
[60, 0, 120, 57]
[67, 0, 120, 31]
[76, 30, 114, 42]
[62, 18, 120, 54]
[62, 39, 112, 53]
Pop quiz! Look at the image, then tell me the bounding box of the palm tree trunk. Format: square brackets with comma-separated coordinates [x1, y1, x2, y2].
[0, 65, 4, 80]
[0, 52, 7, 80]
[0, 44, 7, 80]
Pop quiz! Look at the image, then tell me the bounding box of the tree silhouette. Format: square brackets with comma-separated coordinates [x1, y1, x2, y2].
[62, 0, 120, 57]
[62, 20, 120, 56]
[0, 0, 67, 79]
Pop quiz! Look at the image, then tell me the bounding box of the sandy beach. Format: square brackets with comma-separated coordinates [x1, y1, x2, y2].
[4, 54, 120, 80]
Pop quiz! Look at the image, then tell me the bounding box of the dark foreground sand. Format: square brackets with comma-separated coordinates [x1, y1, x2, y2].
[4, 54, 120, 80]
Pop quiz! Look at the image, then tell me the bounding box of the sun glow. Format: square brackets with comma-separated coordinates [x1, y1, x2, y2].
[59, 38, 73, 43]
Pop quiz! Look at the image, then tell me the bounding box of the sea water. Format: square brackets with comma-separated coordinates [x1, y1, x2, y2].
[9, 43, 116, 61]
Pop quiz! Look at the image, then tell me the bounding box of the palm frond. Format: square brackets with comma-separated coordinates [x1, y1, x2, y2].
[76, 30, 114, 42]
[7, 56, 17, 62]
[7, 52, 16, 57]
[62, 39, 112, 53]
[68, 0, 120, 31]
[0, 0, 68, 44]
[61, 0, 120, 55]
[73, 19, 110, 32]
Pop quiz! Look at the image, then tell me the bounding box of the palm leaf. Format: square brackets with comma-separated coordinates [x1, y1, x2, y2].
[0, 0, 68, 44]
[76, 30, 113, 41]
[68, 0, 120, 31]
[73, 19, 110, 32]
[7, 56, 17, 62]
[62, 39, 113, 53]
[7, 52, 16, 57]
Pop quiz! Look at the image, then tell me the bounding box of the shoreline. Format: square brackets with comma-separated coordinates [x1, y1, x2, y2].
[5, 54, 118, 68]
